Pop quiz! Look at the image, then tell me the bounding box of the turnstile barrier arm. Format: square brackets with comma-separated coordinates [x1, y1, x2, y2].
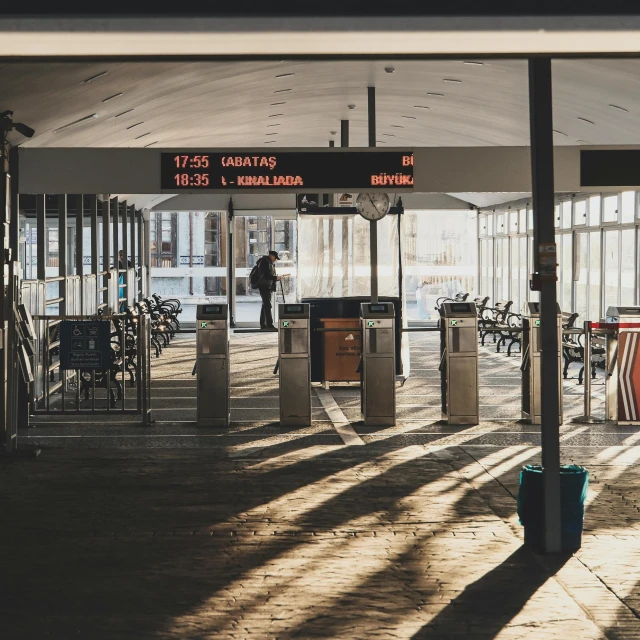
[520, 345, 530, 372]
[438, 348, 447, 372]
[607, 344, 618, 377]
[192, 362, 197, 376]
[273, 357, 280, 375]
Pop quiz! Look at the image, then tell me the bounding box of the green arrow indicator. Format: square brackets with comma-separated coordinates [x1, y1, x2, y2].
[450, 319, 458, 326]
[367, 320, 375, 328]
[283, 321, 289, 328]
[200, 322, 207, 329]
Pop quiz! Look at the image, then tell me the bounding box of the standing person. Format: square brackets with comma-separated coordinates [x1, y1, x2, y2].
[256, 250, 281, 330]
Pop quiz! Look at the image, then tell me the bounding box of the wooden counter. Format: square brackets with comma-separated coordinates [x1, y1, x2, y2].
[320, 318, 361, 385]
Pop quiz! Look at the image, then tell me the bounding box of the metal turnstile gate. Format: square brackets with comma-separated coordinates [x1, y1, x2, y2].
[196, 303, 230, 427]
[360, 302, 396, 426]
[278, 303, 311, 427]
[605, 305, 640, 424]
[439, 301, 479, 425]
[521, 301, 563, 424]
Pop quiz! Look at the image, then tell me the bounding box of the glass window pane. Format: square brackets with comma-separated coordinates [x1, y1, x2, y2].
[589, 195, 601, 226]
[528, 208, 534, 232]
[604, 229, 619, 311]
[519, 236, 528, 307]
[509, 211, 518, 234]
[487, 214, 494, 236]
[562, 234, 572, 311]
[621, 229, 636, 305]
[575, 233, 588, 321]
[562, 201, 572, 229]
[554, 205, 560, 228]
[496, 213, 505, 235]
[479, 215, 487, 237]
[511, 237, 519, 309]
[574, 200, 587, 226]
[519, 209, 527, 233]
[603, 195, 618, 223]
[621, 191, 636, 224]
[589, 231, 601, 320]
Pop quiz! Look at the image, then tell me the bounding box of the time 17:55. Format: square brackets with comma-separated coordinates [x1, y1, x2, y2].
[173, 155, 210, 169]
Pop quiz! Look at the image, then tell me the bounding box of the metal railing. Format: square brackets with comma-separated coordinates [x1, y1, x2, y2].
[30, 313, 151, 421]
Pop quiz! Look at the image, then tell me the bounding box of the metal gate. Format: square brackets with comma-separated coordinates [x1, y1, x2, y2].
[30, 313, 151, 422]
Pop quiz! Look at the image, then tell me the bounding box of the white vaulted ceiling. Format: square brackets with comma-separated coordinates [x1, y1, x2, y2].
[3, 58, 640, 151]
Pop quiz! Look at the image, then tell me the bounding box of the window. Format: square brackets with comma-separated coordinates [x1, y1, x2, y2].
[528, 208, 534, 231]
[519, 236, 528, 307]
[589, 231, 601, 321]
[621, 191, 636, 224]
[487, 214, 494, 236]
[479, 215, 487, 237]
[573, 200, 587, 226]
[604, 229, 619, 311]
[554, 205, 560, 228]
[509, 210, 518, 235]
[511, 237, 519, 308]
[621, 229, 636, 305]
[589, 195, 601, 226]
[575, 232, 588, 322]
[496, 213, 505, 235]
[603, 195, 618, 223]
[48, 227, 59, 268]
[561, 201, 572, 229]
[518, 208, 527, 234]
[561, 233, 572, 311]
[150, 212, 177, 268]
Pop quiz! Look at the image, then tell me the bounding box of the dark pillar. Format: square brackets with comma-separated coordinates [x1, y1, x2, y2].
[368, 86, 376, 148]
[36, 194, 46, 282]
[101, 197, 111, 308]
[89, 195, 98, 310]
[368, 86, 378, 304]
[340, 120, 349, 148]
[528, 57, 562, 554]
[58, 195, 67, 315]
[227, 198, 235, 326]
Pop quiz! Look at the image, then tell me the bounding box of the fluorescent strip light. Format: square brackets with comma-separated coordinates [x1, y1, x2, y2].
[53, 113, 98, 134]
[135, 132, 151, 139]
[401, 115, 416, 119]
[144, 141, 158, 148]
[414, 105, 430, 109]
[271, 102, 287, 106]
[115, 109, 134, 118]
[83, 71, 108, 83]
[269, 113, 284, 118]
[443, 78, 462, 83]
[577, 117, 595, 125]
[609, 104, 629, 113]
[553, 130, 568, 137]
[126, 122, 144, 129]
[274, 88, 291, 93]
[275, 73, 294, 78]
[463, 61, 484, 66]
[427, 92, 444, 97]
[102, 93, 123, 103]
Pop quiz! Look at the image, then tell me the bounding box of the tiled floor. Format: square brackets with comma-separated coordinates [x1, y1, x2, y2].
[4, 331, 639, 639]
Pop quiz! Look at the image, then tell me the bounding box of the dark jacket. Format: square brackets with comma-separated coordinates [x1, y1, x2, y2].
[256, 256, 277, 292]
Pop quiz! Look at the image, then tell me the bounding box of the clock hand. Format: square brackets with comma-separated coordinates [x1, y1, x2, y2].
[367, 194, 379, 213]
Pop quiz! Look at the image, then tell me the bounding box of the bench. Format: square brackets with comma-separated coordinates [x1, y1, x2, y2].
[479, 300, 513, 346]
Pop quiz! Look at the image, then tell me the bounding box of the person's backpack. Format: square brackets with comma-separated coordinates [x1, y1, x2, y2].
[249, 258, 264, 290]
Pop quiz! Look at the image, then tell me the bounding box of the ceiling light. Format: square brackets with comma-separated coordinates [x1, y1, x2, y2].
[390, 125, 404, 128]
[144, 141, 158, 148]
[414, 105, 430, 109]
[553, 130, 568, 137]
[265, 140, 277, 144]
[135, 132, 151, 139]
[382, 133, 395, 137]
[266, 132, 278, 136]
[348, 104, 356, 110]
[269, 113, 284, 118]
[401, 115, 416, 120]
[274, 88, 291, 93]
[83, 71, 108, 83]
[126, 122, 144, 129]
[115, 109, 134, 118]
[275, 73, 294, 78]
[385, 67, 395, 73]
[463, 61, 484, 66]
[53, 113, 98, 134]
[330, 131, 337, 135]
[577, 117, 595, 125]
[102, 93, 123, 103]
[267, 123, 281, 127]
[427, 92, 444, 97]
[377, 140, 387, 144]
[271, 102, 287, 106]
[577, 139, 590, 144]
[443, 79, 462, 83]
[609, 104, 629, 113]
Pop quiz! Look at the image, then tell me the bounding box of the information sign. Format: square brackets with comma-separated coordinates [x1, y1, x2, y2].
[60, 320, 111, 371]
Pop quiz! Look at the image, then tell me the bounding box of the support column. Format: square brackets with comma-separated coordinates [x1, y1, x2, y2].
[89, 195, 98, 311]
[143, 209, 151, 297]
[101, 197, 111, 308]
[340, 120, 349, 148]
[137, 210, 144, 299]
[528, 57, 562, 554]
[120, 201, 128, 306]
[368, 86, 378, 304]
[36, 194, 46, 282]
[129, 205, 136, 279]
[340, 120, 350, 297]
[75, 194, 83, 312]
[227, 198, 235, 326]
[111, 197, 119, 311]
[58, 195, 67, 315]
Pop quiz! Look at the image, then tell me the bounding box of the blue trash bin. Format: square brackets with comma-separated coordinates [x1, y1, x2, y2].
[517, 464, 589, 552]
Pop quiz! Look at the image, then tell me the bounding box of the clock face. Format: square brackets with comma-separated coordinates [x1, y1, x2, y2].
[356, 193, 390, 221]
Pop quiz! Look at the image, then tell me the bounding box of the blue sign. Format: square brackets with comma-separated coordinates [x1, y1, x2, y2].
[60, 320, 111, 371]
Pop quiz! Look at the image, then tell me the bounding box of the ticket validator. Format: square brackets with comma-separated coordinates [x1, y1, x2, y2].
[195, 303, 230, 427]
[360, 302, 396, 426]
[521, 301, 563, 424]
[439, 301, 479, 425]
[604, 306, 640, 424]
[278, 303, 311, 427]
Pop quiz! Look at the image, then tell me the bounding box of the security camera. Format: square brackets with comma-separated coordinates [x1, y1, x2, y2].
[13, 122, 35, 138]
[1, 110, 35, 139]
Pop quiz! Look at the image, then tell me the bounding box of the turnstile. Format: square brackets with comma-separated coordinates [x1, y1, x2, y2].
[195, 303, 230, 427]
[521, 301, 563, 424]
[439, 301, 479, 425]
[605, 305, 640, 424]
[360, 302, 396, 426]
[278, 303, 311, 427]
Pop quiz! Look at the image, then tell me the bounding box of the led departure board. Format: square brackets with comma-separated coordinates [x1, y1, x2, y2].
[160, 151, 414, 190]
